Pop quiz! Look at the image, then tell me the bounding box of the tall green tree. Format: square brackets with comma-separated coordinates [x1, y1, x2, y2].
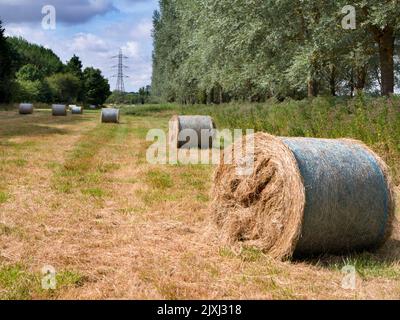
[46, 73, 81, 103]
[66, 55, 84, 100]
[8, 37, 63, 76]
[66, 55, 84, 80]
[83, 67, 111, 106]
[151, 0, 400, 102]
[16, 64, 44, 81]
[15, 64, 52, 103]
[357, 1, 400, 95]
[0, 20, 13, 103]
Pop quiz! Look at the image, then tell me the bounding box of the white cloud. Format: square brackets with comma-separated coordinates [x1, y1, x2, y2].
[126, 64, 152, 88]
[130, 20, 152, 40]
[122, 41, 140, 59]
[0, 0, 116, 24]
[72, 33, 109, 53]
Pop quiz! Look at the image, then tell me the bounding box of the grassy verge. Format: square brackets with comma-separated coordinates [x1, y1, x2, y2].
[0, 264, 86, 300]
[52, 123, 121, 195]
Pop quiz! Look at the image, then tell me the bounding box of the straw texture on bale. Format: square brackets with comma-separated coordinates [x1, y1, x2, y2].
[212, 133, 395, 260]
[52, 104, 67, 116]
[19, 103, 34, 114]
[101, 108, 120, 123]
[170, 115, 216, 149]
[71, 106, 83, 114]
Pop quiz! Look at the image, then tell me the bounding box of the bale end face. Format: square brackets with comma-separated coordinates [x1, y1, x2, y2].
[170, 115, 216, 149]
[211, 133, 396, 260]
[19, 103, 34, 115]
[101, 108, 120, 123]
[71, 106, 83, 114]
[52, 104, 67, 116]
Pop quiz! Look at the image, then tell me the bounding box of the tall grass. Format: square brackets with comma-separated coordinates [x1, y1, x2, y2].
[123, 96, 400, 183]
[179, 96, 400, 183]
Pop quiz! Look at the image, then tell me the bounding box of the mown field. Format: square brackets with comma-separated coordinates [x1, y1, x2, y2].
[0, 100, 399, 300]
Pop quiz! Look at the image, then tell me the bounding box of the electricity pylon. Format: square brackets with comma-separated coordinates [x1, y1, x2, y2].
[111, 49, 128, 93]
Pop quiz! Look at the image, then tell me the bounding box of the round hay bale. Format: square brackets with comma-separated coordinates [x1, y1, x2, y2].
[19, 103, 34, 115]
[212, 133, 396, 260]
[170, 115, 216, 149]
[89, 105, 97, 109]
[71, 106, 83, 114]
[52, 104, 67, 116]
[101, 108, 120, 123]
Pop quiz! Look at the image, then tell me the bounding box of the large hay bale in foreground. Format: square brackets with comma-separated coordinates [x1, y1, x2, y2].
[212, 133, 396, 260]
[170, 115, 216, 149]
[101, 108, 120, 123]
[19, 103, 34, 115]
[71, 106, 83, 114]
[52, 104, 67, 116]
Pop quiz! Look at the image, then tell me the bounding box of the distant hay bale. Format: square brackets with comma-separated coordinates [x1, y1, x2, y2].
[52, 104, 67, 116]
[101, 108, 120, 123]
[71, 106, 83, 114]
[89, 105, 97, 109]
[211, 132, 396, 260]
[19, 103, 33, 115]
[170, 115, 216, 149]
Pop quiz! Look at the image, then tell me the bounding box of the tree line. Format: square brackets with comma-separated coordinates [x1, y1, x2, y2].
[151, 0, 400, 104]
[106, 85, 152, 105]
[0, 21, 111, 106]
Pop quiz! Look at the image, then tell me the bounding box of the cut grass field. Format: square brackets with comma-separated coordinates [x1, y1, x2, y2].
[0, 105, 399, 300]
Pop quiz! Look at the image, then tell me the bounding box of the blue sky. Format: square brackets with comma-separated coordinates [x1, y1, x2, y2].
[1, 0, 159, 92]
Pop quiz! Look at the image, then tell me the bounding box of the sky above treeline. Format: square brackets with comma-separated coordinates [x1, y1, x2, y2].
[1, 0, 159, 92]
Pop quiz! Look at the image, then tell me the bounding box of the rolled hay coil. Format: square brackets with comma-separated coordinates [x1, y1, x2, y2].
[101, 108, 120, 123]
[211, 132, 396, 260]
[52, 104, 67, 116]
[89, 105, 97, 109]
[71, 106, 83, 114]
[19, 103, 34, 115]
[170, 115, 216, 149]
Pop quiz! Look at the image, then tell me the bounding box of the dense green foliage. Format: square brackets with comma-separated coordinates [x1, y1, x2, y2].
[8, 37, 63, 77]
[47, 73, 81, 103]
[65, 55, 84, 80]
[83, 67, 111, 106]
[152, 0, 400, 103]
[65, 55, 85, 101]
[0, 21, 13, 103]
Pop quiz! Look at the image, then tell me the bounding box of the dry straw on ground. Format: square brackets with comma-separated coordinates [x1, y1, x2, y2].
[170, 115, 216, 149]
[0, 111, 399, 299]
[212, 133, 396, 260]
